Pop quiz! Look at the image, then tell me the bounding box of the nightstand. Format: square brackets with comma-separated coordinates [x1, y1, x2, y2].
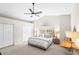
[68, 41, 74, 53]
[53, 37, 60, 44]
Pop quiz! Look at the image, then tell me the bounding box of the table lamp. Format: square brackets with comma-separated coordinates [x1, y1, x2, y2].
[52, 30, 59, 38]
[65, 31, 79, 52]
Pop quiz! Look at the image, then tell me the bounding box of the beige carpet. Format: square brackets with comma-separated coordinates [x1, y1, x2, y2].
[0, 44, 77, 55]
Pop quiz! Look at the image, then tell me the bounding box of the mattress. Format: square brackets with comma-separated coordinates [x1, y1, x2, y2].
[28, 37, 52, 50]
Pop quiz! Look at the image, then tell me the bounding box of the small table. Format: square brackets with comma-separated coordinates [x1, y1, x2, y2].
[71, 43, 79, 54]
[68, 41, 74, 53]
[60, 39, 77, 53]
[68, 41, 79, 54]
[53, 37, 60, 44]
[73, 48, 79, 54]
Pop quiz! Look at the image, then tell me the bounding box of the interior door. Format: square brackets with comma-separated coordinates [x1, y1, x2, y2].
[23, 23, 33, 41]
[3, 24, 13, 47]
[0, 24, 4, 48]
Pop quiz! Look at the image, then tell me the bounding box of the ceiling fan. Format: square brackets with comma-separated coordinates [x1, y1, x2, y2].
[24, 3, 42, 17]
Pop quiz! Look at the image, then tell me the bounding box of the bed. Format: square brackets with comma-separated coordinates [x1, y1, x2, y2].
[28, 37, 52, 50]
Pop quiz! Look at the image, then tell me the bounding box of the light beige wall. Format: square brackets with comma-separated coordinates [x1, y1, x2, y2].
[60, 15, 71, 39]
[0, 16, 32, 45]
[34, 16, 60, 37]
[71, 4, 79, 48]
[71, 4, 79, 31]
[34, 15, 71, 39]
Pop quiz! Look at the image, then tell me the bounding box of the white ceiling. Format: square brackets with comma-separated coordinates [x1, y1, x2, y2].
[0, 3, 74, 22]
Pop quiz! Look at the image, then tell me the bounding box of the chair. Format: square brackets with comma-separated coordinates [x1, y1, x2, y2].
[60, 38, 77, 49]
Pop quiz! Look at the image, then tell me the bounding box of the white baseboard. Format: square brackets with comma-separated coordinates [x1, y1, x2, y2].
[14, 41, 28, 45]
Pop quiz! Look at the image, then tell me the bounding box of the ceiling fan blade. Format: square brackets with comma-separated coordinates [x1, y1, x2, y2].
[34, 11, 42, 14]
[29, 9, 33, 13]
[24, 13, 31, 14]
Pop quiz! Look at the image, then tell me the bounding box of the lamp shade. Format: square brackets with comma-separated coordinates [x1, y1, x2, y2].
[66, 31, 72, 38]
[72, 32, 79, 39]
[66, 31, 79, 39]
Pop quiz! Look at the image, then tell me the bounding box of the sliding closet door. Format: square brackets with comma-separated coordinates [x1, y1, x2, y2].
[3, 24, 13, 47]
[0, 24, 4, 48]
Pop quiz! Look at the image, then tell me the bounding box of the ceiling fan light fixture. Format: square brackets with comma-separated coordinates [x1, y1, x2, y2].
[24, 3, 42, 17]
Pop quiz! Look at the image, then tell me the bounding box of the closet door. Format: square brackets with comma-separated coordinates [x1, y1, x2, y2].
[3, 24, 13, 47]
[23, 24, 33, 41]
[0, 24, 4, 48]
